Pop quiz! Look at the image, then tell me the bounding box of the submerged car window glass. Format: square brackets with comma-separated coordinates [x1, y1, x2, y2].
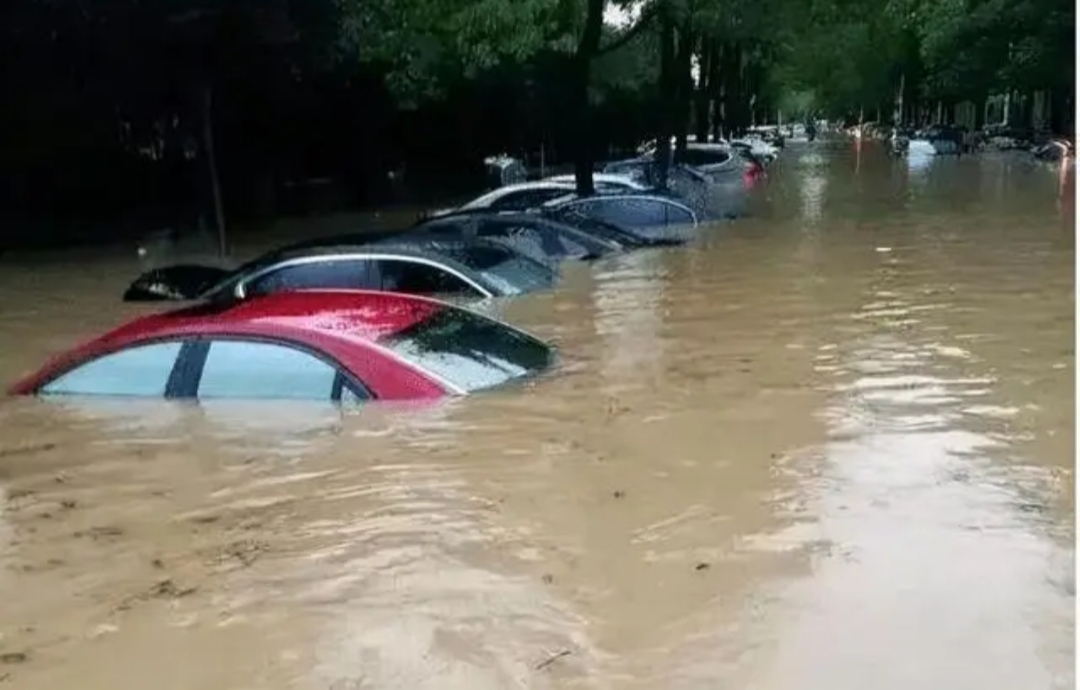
[685, 148, 732, 166]
[572, 198, 692, 228]
[41, 341, 182, 397]
[478, 220, 578, 259]
[545, 209, 641, 245]
[378, 307, 552, 392]
[247, 260, 375, 297]
[489, 188, 568, 211]
[198, 340, 340, 400]
[377, 259, 478, 296]
[416, 220, 471, 238]
[438, 244, 555, 295]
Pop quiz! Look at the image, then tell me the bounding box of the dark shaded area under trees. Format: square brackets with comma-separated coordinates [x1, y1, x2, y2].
[1, 0, 1073, 250]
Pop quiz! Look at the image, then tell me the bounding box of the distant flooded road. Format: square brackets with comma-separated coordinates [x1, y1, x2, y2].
[0, 141, 1073, 689]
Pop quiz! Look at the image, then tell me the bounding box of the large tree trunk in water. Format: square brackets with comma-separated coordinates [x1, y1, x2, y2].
[673, 26, 695, 161]
[200, 85, 227, 258]
[693, 39, 713, 142]
[708, 41, 722, 141]
[893, 72, 905, 127]
[1049, 85, 1070, 135]
[653, 5, 677, 188]
[729, 44, 747, 136]
[570, 0, 605, 196]
[719, 42, 742, 139]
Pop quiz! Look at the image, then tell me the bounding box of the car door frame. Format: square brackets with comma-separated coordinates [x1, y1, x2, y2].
[369, 255, 495, 298]
[234, 253, 494, 300]
[234, 255, 381, 299]
[481, 216, 615, 257]
[31, 337, 194, 398]
[553, 196, 699, 228]
[485, 186, 574, 211]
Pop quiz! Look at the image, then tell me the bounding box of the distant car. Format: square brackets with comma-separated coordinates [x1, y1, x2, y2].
[1033, 139, 1073, 163]
[123, 237, 556, 303]
[544, 194, 699, 242]
[541, 173, 647, 190]
[537, 210, 686, 247]
[634, 141, 747, 178]
[910, 125, 963, 155]
[10, 291, 555, 401]
[727, 138, 780, 163]
[433, 175, 647, 217]
[407, 210, 632, 262]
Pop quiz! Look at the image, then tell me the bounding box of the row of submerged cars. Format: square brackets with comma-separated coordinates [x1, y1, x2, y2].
[868, 122, 1075, 163]
[10, 139, 775, 405]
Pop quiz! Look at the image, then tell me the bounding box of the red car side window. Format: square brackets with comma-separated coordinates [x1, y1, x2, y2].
[39, 341, 184, 397]
[196, 339, 371, 402]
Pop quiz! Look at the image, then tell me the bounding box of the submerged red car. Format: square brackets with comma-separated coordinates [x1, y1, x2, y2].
[10, 291, 554, 402]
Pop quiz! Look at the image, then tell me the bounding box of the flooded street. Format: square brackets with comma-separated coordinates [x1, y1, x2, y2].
[0, 141, 1073, 689]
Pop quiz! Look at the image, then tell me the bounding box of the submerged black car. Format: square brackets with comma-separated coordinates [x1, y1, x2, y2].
[542, 193, 700, 244]
[408, 210, 626, 262]
[408, 209, 683, 260]
[123, 237, 556, 302]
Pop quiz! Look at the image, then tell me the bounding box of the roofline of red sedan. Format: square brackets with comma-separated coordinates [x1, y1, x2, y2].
[8, 290, 474, 397]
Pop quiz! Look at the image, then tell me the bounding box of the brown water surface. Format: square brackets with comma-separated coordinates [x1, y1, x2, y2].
[0, 142, 1074, 689]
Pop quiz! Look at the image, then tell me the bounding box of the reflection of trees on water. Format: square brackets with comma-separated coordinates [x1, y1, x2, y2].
[758, 281, 1074, 688]
[591, 251, 666, 391]
[796, 155, 828, 224]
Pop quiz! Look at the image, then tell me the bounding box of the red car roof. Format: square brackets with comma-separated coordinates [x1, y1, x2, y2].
[100, 290, 443, 346]
[9, 291, 450, 396]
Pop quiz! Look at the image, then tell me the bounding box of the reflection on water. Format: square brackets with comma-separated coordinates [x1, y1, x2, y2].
[0, 140, 1073, 689]
[592, 250, 668, 394]
[759, 287, 1074, 690]
[792, 145, 830, 223]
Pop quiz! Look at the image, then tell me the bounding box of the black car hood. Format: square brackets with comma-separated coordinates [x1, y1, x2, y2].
[122, 264, 233, 302]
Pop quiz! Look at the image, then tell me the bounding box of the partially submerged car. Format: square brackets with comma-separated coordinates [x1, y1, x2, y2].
[11, 291, 555, 401]
[1032, 138, 1073, 163]
[536, 209, 686, 248]
[428, 175, 647, 217]
[909, 125, 964, 155]
[543, 193, 699, 243]
[123, 237, 555, 303]
[634, 141, 749, 179]
[408, 210, 633, 262]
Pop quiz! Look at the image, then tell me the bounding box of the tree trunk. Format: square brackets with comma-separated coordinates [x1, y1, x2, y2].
[654, 4, 677, 188]
[570, 0, 605, 196]
[734, 45, 748, 135]
[693, 39, 712, 142]
[708, 41, 722, 141]
[1049, 85, 1067, 135]
[673, 25, 695, 161]
[200, 85, 226, 258]
[894, 72, 905, 127]
[719, 42, 746, 137]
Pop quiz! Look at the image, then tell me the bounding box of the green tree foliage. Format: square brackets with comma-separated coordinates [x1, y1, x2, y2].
[333, 0, 577, 103]
[771, 0, 1073, 122]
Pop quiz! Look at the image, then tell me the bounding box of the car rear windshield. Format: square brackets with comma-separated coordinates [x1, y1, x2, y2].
[439, 244, 555, 295]
[549, 211, 647, 247]
[377, 306, 553, 392]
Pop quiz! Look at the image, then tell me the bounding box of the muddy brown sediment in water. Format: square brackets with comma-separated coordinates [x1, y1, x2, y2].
[0, 145, 1073, 689]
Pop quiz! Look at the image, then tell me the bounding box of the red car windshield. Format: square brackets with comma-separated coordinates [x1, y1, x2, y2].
[377, 306, 552, 392]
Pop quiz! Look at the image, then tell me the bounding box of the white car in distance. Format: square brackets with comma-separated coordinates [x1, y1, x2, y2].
[427, 175, 648, 218]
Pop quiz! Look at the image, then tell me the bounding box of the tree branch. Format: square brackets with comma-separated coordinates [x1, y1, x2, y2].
[596, 4, 659, 57]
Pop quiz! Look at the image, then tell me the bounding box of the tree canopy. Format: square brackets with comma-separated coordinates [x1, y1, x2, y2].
[0, 0, 1072, 246]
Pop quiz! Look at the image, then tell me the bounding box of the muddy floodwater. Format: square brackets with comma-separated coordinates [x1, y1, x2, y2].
[0, 142, 1074, 689]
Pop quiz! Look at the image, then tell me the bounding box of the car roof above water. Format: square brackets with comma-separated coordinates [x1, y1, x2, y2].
[259, 235, 518, 266]
[102, 290, 448, 346]
[9, 290, 458, 396]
